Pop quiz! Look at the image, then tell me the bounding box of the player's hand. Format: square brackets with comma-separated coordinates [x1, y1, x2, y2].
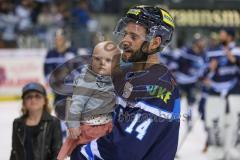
[224, 49, 236, 63]
[209, 59, 218, 71]
[68, 128, 81, 139]
[203, 78, 211, 87]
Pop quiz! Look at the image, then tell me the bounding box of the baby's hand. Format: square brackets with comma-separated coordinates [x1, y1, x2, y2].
[68, 127, 81, 139]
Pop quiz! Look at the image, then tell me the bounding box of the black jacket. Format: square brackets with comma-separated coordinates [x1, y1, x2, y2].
[10, 111, 62, 160]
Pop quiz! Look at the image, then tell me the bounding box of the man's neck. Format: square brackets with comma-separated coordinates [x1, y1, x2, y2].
[144, 53, 160, 69]
[192, 45, 200, 54]
[132, 53, 160, 71]
[57, 45, 67, 53]
[146, 53, 160, 64]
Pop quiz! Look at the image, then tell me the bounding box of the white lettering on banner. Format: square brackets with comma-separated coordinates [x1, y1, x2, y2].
[170, 9, 240, 27]
[0, 49, 47, 96]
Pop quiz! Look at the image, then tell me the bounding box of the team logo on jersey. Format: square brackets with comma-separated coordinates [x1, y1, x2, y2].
[146, 85, 172, 104]
[122, 81, 133, 98]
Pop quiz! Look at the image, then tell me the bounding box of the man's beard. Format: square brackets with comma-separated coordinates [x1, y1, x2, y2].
[120, 42, 148, 63]
[220, 40, 228, 46]
[126, 49, 148, 62]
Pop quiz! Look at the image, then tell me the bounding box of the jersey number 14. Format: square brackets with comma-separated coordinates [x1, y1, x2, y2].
[125, 113, 153, 140]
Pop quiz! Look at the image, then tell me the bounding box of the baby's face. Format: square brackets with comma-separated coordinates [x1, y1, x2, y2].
[92, 50, 115, 76]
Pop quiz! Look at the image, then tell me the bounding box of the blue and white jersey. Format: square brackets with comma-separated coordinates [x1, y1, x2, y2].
[204, 43, 240, 95]
[174, 47, 205, 85]
[79, 64, 181, 160]
[44, 47, 78, 80]
[159, 47, 179, 72]
[44, 47, 78, 103]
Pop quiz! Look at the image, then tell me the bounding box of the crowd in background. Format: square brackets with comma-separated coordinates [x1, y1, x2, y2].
[0, 0, 121, 49]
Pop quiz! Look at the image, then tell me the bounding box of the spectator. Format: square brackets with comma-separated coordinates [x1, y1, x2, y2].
[37, 4, 64, 28]
[44, 28, 78, 105]
[15, 0, 34, 32]
[71, 0, 90, 27]
[10, 82, 62, 160]
[70, 0, 92, 48]
[36, 4, 64, 47]
[0, 0, 18, 48]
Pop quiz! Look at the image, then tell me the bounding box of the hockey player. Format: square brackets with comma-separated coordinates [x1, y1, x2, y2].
[221, 29, 240, 160]
[159, 39, 184, 74]
[70, 5, 180, 160]
[198, 32, 220, 125]
[174, 33, 206, 130]
[203, 28, 240, 159]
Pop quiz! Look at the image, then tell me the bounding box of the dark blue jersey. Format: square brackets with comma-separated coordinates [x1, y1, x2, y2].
[204, 44, 240, 94]
[44, 47, 78, 79]
[175, 47, 205, 85]
[159, 47, 179, 72]
[79, 63, 181, 160]
[44, 47, 78, 103]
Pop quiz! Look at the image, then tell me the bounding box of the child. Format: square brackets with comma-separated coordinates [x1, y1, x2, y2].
[10, 82, 62, 160]
[57, 41, 120, 160]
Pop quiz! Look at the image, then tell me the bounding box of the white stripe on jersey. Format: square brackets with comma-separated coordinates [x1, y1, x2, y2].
[135, 101, 173, 119]
[80, 145, 89, 159]
[210, 78, 237, 93]
[116, 97, 127, 107]
[180, 52, 204, 63]
[207, 50, 225, 58]
[116, 97, 173, 120]
[175, 72, 199, 84]
[80, 140, 103, 160]
[218, 66, 239, 76]
[207, 47, 240, 58]
[90, 140, 103, 159]
[44, 57, 65, 64]
[232, 48, 240, 56]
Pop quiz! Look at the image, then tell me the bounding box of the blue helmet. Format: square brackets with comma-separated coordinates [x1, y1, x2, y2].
[114, 5, 175, 51]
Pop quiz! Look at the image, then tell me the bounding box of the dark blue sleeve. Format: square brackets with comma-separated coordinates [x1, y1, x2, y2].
[44, 50, 59, 79]
[44, 50, 53, 78]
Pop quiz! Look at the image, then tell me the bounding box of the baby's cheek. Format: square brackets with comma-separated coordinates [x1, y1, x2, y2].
[107, 64, 113, 72]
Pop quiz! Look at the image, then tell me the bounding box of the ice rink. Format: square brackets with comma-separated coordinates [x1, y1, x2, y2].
[0, 98, 208, 160]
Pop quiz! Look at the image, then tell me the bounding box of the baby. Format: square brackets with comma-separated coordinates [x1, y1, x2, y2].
[57, 41, 120, 160]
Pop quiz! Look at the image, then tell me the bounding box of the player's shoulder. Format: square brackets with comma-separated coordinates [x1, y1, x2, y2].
[206, 48, 225, 58]
[231, 47, 240, 56]
[46, 49, 59, 57]
[148, 64, 177, 88]
[144, 64, 179, 100]
[66, 47, 78, 54]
